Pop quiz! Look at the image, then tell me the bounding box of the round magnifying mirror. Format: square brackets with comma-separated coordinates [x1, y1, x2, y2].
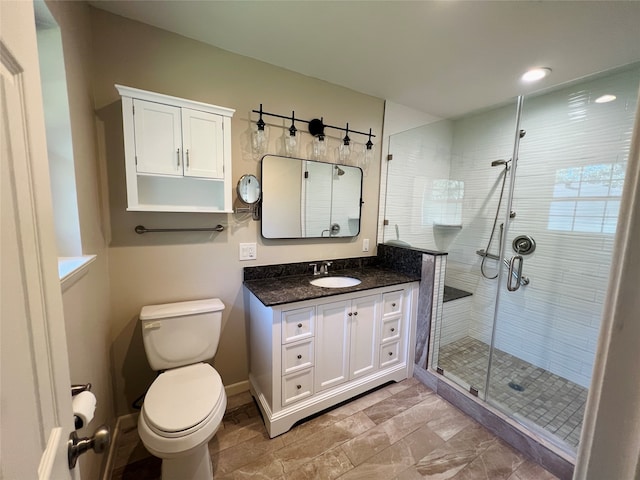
[237, 174, 261, 204]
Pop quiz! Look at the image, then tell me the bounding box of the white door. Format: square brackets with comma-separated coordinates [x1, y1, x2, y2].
[315, 300, 350, 391]
[133, 98, 182, 176]
[1, 2, 77, 479]
[349, 294, 379, 379]
[181, 108, 224, 179]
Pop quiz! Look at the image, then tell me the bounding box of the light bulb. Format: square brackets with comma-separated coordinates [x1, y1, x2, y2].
[252, 128, 267, 158]
[338, 143, 351, 164]
[312, 136, 327, 160]
[284, 133, 297, 157]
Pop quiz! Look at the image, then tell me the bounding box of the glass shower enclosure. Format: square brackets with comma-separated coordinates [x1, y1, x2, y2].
[383, 64, 640, 454]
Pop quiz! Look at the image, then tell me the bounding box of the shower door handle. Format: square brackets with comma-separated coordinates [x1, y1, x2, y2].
[507, 255, 524, 292]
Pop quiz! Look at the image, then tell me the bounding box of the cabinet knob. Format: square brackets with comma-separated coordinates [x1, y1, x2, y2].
[296, 384, 302, 390]
[297, 323, 303, 328]
[297, 354, 302, 359]
[392, 303, 397, 307]
[390, 328, 395, 332]
[348, 312, 352, 316]
[388, 351, 394, 356]
[353, 311, 358, 316]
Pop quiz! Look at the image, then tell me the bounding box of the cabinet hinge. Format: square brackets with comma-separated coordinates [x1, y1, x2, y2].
[387, 154, 393, 161]
[135, 155, 138, 165]
[304, 171, 309, 179]
[132, 105, 135, 115]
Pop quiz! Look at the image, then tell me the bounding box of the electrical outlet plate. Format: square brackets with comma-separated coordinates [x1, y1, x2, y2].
[239, 242, 257, 261]
[363, 238, 370, 252]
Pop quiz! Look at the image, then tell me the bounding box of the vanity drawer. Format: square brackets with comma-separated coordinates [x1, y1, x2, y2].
[282, 339, 314, 375]
[381, 317, 401, 343]
[382, 291, 403, 317]
[282, 368, 314, 406]
[282, 307, 315, 343]
[380, 341, 401, 369]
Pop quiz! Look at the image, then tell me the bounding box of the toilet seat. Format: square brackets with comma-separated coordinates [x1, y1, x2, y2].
[142, 363, 223, 438]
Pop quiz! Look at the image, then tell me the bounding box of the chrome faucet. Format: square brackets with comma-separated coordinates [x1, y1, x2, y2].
[320, 261, 332, 275]
[310, 261, 332, 276]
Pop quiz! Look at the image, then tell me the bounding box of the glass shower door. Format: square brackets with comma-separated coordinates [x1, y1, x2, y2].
[485, 65, 640, 452]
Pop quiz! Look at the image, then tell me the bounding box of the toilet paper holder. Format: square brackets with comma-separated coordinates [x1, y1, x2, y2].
[71, 383, 91, 396]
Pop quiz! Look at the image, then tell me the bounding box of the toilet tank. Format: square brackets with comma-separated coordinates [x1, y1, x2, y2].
[140, 298, 225, 371]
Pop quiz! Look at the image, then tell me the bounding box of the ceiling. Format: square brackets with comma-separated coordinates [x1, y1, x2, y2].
[88, 1, 640, 118]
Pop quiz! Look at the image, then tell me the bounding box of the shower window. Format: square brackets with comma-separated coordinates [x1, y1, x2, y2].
[549, 162, 625, 233]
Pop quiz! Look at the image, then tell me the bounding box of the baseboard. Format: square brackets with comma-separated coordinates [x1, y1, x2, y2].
[224, 379, 250, 397]
[101, 413, 138, 480]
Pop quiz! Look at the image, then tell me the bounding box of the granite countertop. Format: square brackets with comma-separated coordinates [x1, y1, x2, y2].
[244, 266, 420, 307]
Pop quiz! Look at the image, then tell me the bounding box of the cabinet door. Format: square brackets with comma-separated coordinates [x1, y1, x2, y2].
[349, 294, 380, 379]
[181, 108, 224, 179]
[315, 300, 350, 392]
[133, 99, 182, 176]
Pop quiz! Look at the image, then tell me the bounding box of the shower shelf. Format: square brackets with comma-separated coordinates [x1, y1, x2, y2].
[433, 223, 462, 229]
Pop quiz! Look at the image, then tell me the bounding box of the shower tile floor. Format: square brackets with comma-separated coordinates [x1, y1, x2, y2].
[437, 336, 587, 450]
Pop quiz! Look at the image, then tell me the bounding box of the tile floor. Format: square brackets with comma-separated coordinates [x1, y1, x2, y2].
[111, 377, 559, 479]
[437, 336, 587, 450]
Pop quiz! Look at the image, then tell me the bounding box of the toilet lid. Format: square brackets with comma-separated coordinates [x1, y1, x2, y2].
[143, 363, 223, 434]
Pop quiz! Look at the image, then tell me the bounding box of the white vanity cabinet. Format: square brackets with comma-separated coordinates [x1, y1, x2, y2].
[248, 282, 418, 438]
[116, 85, 234, 212]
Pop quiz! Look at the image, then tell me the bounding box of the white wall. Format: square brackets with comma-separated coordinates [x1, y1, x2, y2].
[88, 8, 385, 416]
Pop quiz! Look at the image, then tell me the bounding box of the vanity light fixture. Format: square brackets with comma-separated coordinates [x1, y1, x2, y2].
[252, 104, 268, 157]
[361, 128, 374, 174]
[284, 110, 298, 156]
[338, 123, 351, 163]
[521, 67, 552, 83]
[595, 94, 617, 104]
[251, 105, 375, 159]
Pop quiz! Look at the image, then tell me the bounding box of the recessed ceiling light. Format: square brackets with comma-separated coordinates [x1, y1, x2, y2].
[595, 94, 617, 104]
[521, 67, 552, 83]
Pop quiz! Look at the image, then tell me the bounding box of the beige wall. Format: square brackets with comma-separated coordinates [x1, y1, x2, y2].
[45, 1, 115, 479]
[88, 8, 385, 416]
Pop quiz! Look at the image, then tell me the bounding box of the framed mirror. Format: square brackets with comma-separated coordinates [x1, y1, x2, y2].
[261, 155, 363, 239]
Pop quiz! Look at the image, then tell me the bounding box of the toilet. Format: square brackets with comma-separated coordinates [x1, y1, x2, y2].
[138, 298, 227, 480]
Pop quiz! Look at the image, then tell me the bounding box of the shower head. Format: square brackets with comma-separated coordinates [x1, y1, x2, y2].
[491, 159, 509, 167]
[335, 165, 345, 176]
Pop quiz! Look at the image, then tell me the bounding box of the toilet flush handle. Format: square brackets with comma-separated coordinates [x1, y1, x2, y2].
[143, 321, 161, 330]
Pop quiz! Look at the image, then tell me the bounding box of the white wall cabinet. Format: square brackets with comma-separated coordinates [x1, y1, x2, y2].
[116, 85, 234, 212]
[248, 282, 418, 438]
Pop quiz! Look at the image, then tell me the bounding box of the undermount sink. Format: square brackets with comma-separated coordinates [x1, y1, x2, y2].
[310, 276, 362, 288]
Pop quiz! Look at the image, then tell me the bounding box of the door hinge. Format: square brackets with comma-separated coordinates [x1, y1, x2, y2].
[387, 154, 393, 161]
[304, 171, 309, 179]
[436, 366, 444, 375]
[469, 386, 479, 397]
[383, 219, 389, 226]
[135, 155, 138, 165]
[132, 104, 135, 115]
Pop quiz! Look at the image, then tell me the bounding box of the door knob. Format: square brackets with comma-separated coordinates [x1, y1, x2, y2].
[68, 425, 111, 469]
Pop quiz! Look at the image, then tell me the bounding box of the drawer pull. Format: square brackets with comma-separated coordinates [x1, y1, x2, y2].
[296, 384, 302, 390]
[297, 354, 302, 359]
[297, 323, 303, 328]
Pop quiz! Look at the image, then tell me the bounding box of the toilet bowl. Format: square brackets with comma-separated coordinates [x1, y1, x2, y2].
[138, 298, 226, 480]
